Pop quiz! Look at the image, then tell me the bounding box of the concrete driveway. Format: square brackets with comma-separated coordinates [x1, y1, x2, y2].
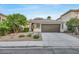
[42, 33, 79, 47]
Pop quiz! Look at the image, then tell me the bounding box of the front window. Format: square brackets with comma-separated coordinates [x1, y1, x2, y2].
[36, 24, 40, 28]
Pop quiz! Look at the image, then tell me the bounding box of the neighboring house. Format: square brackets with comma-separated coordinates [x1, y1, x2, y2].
[29, 18, 63, 32]
[0, 13, 6, 21]
[57, 9, 79, 32]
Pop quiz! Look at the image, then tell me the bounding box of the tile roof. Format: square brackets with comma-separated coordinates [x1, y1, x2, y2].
[57, 9, 79, 20]
[30, 19, 63, 24]
[0, 13, 6, 17]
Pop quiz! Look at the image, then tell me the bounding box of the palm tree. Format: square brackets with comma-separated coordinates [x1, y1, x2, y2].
[47, 16, 51, 20]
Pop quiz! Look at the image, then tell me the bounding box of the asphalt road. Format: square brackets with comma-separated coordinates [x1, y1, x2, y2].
[0, 47, 79, 54]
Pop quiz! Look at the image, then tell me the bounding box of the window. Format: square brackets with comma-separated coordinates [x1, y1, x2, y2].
[36, 24, 40, 28]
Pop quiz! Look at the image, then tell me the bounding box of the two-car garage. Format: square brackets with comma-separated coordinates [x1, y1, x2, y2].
[41, 24, 60, 32]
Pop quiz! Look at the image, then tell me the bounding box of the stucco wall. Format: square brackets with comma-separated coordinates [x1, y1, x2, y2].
[33, 24, 41, 32]
[0, 16, 6, 21]
[58, 12, 79, 32]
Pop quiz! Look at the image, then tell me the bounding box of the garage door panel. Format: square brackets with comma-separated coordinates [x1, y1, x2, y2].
[41, 24, 60, 32]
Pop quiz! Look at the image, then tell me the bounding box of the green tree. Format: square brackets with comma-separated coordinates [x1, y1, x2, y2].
[47, 16, 51, 20]
[66, 18, 79, 32]
[0, 21, 10, 36]
[7, 13, 28, 33]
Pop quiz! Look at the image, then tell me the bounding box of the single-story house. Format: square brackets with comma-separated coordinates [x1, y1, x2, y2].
[29, 18, 63, 32]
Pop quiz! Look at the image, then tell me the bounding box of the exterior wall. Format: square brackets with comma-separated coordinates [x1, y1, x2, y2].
[32, 23, 41, 32]
[58, 12, 79, 32]
[29, 23, 32, 32]
[77, 12, 79, 18]
[60, 12, 78, 22]
[60, 23, 64, 32]
[0, 15, 6, 22]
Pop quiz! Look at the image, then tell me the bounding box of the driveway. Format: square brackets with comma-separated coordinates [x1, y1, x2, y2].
[42, 33, 79, 47]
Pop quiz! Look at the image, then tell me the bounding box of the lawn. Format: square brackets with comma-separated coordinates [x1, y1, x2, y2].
[0, 32, 42, 41]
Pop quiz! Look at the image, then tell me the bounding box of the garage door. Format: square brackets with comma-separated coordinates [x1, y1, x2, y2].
[41, 24, 60, 32]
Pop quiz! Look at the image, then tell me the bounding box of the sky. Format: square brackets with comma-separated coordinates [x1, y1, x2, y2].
[0, 4, 79, 20]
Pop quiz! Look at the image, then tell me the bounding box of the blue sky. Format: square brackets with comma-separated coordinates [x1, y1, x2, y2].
[0, 4, 79, 20]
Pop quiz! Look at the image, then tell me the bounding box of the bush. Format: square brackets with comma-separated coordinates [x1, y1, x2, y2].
[67, 26, 75, 32]
[18, 34, 25, 37]
[33, 34, 40, 39]
[0, 23, 10, 36]
[66, 18, 79, 32]
[23, 28, 29, 32]
[27, 33, 32, 37]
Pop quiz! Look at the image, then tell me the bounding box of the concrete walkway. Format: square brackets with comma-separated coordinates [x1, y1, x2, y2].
[0, 41, 43, 46]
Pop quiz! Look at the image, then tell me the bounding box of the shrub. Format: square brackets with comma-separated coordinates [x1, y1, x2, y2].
[66, 18, 79, 32]
[23, 28, 29, 32]
[33, 34, 40, 39]
[18, 34, 25, 37]
[67, 26, 75, 32]
[0, 22, 10, 36]
[27, 33, 32, 37]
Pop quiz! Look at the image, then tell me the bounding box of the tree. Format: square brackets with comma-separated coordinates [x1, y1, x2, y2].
[7, 13, 28, 33]
[66, 18, 79, 32]
[0, 21, 10, 36]
[47, 16, 51, 20]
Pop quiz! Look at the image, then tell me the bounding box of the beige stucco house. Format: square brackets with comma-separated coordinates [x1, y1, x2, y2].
[57, 9, 79, 32]
[0, 13, 6, 21]
[29, 18, 63, 32]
